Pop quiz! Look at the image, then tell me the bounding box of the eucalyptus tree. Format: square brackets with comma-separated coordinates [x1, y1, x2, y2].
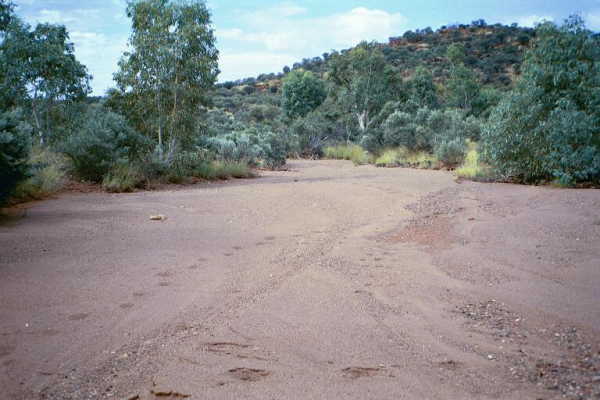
[483, 16, 600, 184]
[1, 4, 90, 144]
[281, 69, 326, 119]
[25, 24, 91, 144]
[327, 42, 401, 135]
[114, 0, 219, 159]
[445, 43, 480, 113]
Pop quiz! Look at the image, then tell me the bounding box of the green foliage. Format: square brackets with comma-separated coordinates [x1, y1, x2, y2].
[0, 109, 31, 204]
[445, 64, 481, 113]
[408, 66, 439, 109]
[482, 16, 600, 184]
[434, 137, 467, 167]
[0, 12, 90, 142]
[378, 107, 482, 154]
[374, 147, 438, 169]
[200, 127, 287, 169]
[282, 70, 326, 119]
[446, 43, 466, 65]
[456, 145, 494, 181]
[328, 42, 401, 133]
[102, 163, 146, 193]
[63, 106, 149, 182]
[259, 130, 288, 169]
[289, 110, 340, 157]
[113, 0, 219, 154]
[323, 144, 371, 165]
[13, 147, 69, 200]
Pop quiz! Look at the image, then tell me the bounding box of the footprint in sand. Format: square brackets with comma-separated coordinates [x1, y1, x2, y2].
[341, 366, 383, 379]
[68, 313, 89, 321]
[228, 367, 270, 382]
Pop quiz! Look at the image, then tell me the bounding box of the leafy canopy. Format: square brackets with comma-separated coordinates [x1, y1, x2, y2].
[282, 70, 326, 119]
[482, 16, 600, 184]
[114, 0, 219, 154]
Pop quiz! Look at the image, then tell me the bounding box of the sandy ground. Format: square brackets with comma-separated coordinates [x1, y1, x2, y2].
[1, 160, 599, 400]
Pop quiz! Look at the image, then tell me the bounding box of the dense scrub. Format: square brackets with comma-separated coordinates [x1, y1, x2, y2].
[482, 17, 600, 184]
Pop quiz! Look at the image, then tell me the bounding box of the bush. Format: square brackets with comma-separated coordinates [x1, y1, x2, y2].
[289, 111, 335, 157]
[0, 109, 32, 204]
[456, 147, 494, 181]
[13, 148, 69, 200]
[482, 17, 600, 184]
[434, 138, 467, 167]
[201, 127, 287, 169]
[375, 148, 405, 167]
[102, 163, 146, 192]
[282, 70, 326, 119]
[258, 130, 287, 169]
[63, 106, 149, 182]
[375, 147, 438, 169]
[383, 111, 424, 150]
[323, 144, 372, 165]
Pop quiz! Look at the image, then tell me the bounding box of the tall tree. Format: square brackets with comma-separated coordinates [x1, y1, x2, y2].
[445, 43, 480, 112]
[26, 24, 91, 144]
[114, 0, 219, 158]
[328, 42, 400, 134]
[408, 66, 439, 109]
[1, 7, 91, 143]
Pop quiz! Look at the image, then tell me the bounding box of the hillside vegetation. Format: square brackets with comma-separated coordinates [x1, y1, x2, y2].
[1, 0, 599, 206]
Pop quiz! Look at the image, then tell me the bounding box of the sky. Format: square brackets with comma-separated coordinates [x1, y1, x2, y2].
[12, 0, 600, 96]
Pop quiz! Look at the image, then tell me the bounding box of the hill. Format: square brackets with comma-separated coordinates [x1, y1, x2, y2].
[218, 20, 535, 92]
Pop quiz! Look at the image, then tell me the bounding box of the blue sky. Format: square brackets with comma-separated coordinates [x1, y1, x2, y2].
[13, 0, 600, 95]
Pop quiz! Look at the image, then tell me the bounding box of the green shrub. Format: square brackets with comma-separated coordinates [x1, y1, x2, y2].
[13, 148, 69, 200]
[482, 17, 600, 184]
[0, 109, 32, 204]
[434, 138, 467, 167]
[201, 127, 287, 169]
[323, 144, 371, 165]
[383, 111, 424, 150]
[191, 161, 254, 180]
[456, 147, 494, 181]
[375, 147, 438, 169]
[375, 148, 405, 167]
[258, 130, 287, 169]
[102, 163, 146, 192]
[164, 150, 211, 183]
[289, 111, 334, 158]
[213, 161, 255, 179]
[63, 106, 149, 182]
[376, 107, 483, 155]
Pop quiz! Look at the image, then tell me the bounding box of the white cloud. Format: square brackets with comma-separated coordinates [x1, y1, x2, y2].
[219, 51, 298, 82]
[585, 11, 600, 30]
[216, 5, 408, 80]
[23, 8, 127, 95]
[503, 14, 554, 28]
[69, 31, 128, 95]
[29, 8, 102, 27]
